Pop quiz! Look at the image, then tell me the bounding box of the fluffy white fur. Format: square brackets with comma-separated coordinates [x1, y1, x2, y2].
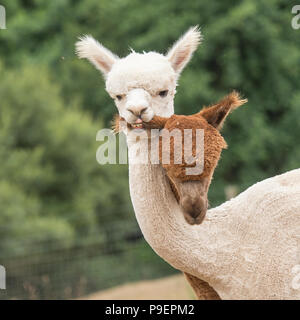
[76, 26, 300, 299]
[167, 25, 202, 75]
[76, 35, 118, 77]
[76, 26, 201, 125]
[128, 158, 300, 299]
[107, 52, 176, 123]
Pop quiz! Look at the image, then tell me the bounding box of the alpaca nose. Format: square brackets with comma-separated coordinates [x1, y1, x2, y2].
[127, 106, 148, 118]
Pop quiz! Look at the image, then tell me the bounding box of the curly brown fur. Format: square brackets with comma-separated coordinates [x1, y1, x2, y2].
[113, 92, 247, 224]
[111, 114, 122, 134]
[184, 272, 221, 300]
[196, 90, 247, 130]
[145, 92, 246, 224]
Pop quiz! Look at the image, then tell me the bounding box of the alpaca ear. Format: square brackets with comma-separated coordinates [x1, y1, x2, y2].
[75, 35, 118, 78]
[199, 91, 247, 130]
[166, 26, 202, 76]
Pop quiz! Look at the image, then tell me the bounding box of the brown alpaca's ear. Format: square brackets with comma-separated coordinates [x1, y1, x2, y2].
[198, 91, 247, 130]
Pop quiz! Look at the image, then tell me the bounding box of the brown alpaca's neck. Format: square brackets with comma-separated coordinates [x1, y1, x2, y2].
[127, 136, 225, 281]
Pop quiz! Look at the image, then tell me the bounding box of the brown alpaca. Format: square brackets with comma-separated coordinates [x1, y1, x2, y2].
[114, 91, 247, 225]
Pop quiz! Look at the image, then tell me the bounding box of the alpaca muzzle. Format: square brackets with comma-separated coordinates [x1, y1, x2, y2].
[180, 194, 208, 225]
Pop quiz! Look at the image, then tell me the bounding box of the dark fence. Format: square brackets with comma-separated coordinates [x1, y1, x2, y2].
[0, 219, 176, 300]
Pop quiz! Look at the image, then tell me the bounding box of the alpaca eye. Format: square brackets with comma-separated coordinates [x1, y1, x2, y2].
[159, 90, 168, 97]
[116, 95, 123, 101]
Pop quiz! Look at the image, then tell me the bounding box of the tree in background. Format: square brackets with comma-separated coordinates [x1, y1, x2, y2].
[0, 64, 141, 298]
[0, 0, 299, 298]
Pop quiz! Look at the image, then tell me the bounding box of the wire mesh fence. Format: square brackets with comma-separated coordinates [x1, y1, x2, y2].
[0, 219, 176, 300]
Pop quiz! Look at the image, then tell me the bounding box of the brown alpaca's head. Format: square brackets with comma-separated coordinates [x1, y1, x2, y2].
[144, 91, 247, 225]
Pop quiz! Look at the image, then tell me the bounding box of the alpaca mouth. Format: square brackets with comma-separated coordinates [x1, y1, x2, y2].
[130, 119, 144, 129]
[131, 123, 143, 129]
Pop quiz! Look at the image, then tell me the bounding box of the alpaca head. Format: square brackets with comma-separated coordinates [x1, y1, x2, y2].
[76, 26, 201, 128]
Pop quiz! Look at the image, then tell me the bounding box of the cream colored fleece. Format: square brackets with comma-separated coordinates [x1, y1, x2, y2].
[128, 137, 300, 299]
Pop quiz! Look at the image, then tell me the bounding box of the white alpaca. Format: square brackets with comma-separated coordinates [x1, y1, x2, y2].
[76, 27, 300, 299]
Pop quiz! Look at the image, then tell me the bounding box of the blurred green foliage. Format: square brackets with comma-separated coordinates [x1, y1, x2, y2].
[0, 0, 299, 299]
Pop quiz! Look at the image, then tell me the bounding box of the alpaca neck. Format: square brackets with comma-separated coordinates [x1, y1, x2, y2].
[127, 135, 226, 283]
[127, 136, 300, 299]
